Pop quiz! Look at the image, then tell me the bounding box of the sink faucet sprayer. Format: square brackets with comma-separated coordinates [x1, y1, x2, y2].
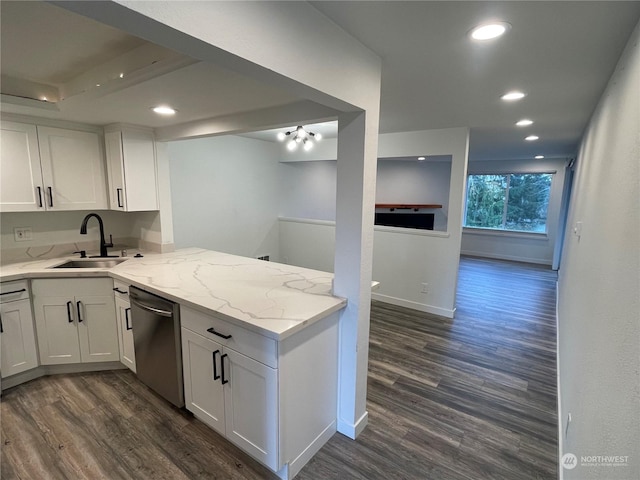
[79, 213, 114, 258]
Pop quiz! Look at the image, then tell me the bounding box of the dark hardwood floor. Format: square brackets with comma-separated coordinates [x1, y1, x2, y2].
[1, 256, 558, 479]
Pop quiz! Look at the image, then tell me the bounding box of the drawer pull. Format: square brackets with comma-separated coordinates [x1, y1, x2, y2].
[221, 354, 229, 385]
[125, 308, 132, 330]
[213, 350, 221, 380]
[206, 327, 232, 340]
[113, 287, 128, 294]
[66, 301, 74, 323]
[76, 301, 83, 323]
[0, 288, 27, 296]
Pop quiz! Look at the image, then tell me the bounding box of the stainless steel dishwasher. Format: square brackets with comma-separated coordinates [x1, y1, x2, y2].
[129, 286, 184, 408]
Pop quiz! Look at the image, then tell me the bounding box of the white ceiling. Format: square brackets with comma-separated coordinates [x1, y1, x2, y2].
[2, 1, 639, 161]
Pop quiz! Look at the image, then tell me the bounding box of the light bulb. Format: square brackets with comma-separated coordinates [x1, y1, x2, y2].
[152, 106, 177, 115]
[295, 136, 302, 143]
[315, 133, 322, 141]
[516, 119, 534, 127]
[535, 155, 545, 159]
[501, 91, 526, 101]
[304, 140, 313, 151]
[297, 127, 307, 139]
[470, 23, 510, 41]
[287, 140, 297, 151]
[525, 135, 539, 141]
[277, 132, 286, 141]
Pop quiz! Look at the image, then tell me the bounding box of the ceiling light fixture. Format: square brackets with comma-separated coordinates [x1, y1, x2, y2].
[501, 91, 526, 101]
[418, 156, 426, 161]
[535, 155, 545, 159]
[152, 106, 177, 115]
[119, 73, 124, 79]
[278, 126, 322, 152]
[470, 22, 511, 41]
[516, 119, 534, 127]
[525, 135, 539, 141]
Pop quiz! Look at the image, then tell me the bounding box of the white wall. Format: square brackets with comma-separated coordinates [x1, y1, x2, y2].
[279, 127, 469, 318]
[168, 135, 281, 261]
[558, 22, 639, 480]
[461, 158, 567, 265]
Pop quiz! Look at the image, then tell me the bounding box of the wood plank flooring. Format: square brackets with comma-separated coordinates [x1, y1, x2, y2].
[1, 256, 558, 479]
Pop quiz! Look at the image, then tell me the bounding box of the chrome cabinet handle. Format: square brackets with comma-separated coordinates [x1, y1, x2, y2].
[129, 298, 172, 317]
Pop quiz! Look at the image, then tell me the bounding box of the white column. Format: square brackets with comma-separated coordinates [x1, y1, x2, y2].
[334, 111, 378, 438]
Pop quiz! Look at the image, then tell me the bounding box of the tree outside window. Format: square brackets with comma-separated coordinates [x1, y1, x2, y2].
[464, 173, 552, 233]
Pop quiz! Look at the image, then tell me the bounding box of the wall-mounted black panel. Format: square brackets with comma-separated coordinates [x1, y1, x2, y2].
[374, 213, 434, 230]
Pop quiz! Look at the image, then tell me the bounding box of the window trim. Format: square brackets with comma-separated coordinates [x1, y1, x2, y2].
[463, 172, 554, 234]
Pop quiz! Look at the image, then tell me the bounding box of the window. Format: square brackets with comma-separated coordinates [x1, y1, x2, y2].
[464, 173, 552, 233]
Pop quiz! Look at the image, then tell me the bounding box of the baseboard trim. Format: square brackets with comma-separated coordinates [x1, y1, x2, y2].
[460, 249, 552, 266]
[372, 293, 455, 318]
[1, 362, 127, 391]
[337, 410, 368, 439]
[286, 420, 337, 479]
[556, 281, 564, 480]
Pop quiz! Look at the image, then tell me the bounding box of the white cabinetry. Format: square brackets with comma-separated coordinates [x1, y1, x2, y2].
[0, 280, 38, 378]
[0, 121, 108, 212]
[0, 122, 43, 212]
[105, 126, 158, 211]
[32, 278, 119, 365]
[181, 306, 339, 479]
[113, 280, 135, 372]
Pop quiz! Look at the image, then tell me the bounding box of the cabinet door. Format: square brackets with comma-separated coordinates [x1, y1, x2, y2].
[0, 299, 39, 378]
[181, 328, 226, 435]
[224, 347, 278, 469]
[37, 126, 108, 210]
[115, 296, 135, 372]
[0, 121, 44, 212]
[77, 294, 119, 363]
[105, 131, 126, 211]
[33, 295, 81, 365]
[105, 129, 158, 212]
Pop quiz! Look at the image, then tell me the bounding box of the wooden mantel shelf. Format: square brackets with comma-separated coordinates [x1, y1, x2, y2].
[376, 203, 442, 211]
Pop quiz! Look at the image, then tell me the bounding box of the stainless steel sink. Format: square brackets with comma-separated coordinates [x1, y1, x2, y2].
[51, 258, 129, 269]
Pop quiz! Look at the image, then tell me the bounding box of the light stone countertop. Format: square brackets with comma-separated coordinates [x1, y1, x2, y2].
[0, 248, 347, 340]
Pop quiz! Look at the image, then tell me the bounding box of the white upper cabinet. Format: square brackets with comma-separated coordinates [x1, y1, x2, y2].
[0, 121, 45, 211]
[0, 121, 108, 212]
[105, 126, 159, 211]
[37, 126, 108, 211]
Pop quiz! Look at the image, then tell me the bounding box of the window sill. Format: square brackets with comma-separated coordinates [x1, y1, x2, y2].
[462, 227, 549, 240]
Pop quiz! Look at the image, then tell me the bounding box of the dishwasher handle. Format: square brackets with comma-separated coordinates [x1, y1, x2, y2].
[130, 297, 173, 317]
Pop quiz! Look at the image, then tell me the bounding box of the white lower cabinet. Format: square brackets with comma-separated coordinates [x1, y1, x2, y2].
[182, 327, 278, 469]
[0, 281, 38, 378]
[181, 306, 339, 480]
[113, 280, 135, 372]
[32, 278, 119, 365]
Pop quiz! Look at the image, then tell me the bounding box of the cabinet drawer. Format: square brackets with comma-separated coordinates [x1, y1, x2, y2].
[112, 280, 130, 301]
[1, 280, 30, 303]
[181, 306, 277, 368]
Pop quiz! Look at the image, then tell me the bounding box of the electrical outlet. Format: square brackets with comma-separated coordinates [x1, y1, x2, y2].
[421, 282, 429, 294]
[14, 227, 33, 242]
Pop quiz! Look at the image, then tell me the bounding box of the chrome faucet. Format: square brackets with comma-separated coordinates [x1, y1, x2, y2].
[80, 213, 113, 257]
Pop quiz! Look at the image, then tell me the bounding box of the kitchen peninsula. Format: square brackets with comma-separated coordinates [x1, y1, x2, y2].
[0, 248, 346, 479]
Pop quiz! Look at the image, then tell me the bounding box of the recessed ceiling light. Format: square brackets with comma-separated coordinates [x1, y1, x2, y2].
[525, 135, 539, 141]
[501, 91, 526, 101]
[119, 73, 124, 79]
[418, 156, 426, 161]
[41, 96, 48, 102]
[470, 22, 511, 41]
[516, 119, 534, 127]
[535, 155, 545, 159]
[152, 106, 177, 115]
